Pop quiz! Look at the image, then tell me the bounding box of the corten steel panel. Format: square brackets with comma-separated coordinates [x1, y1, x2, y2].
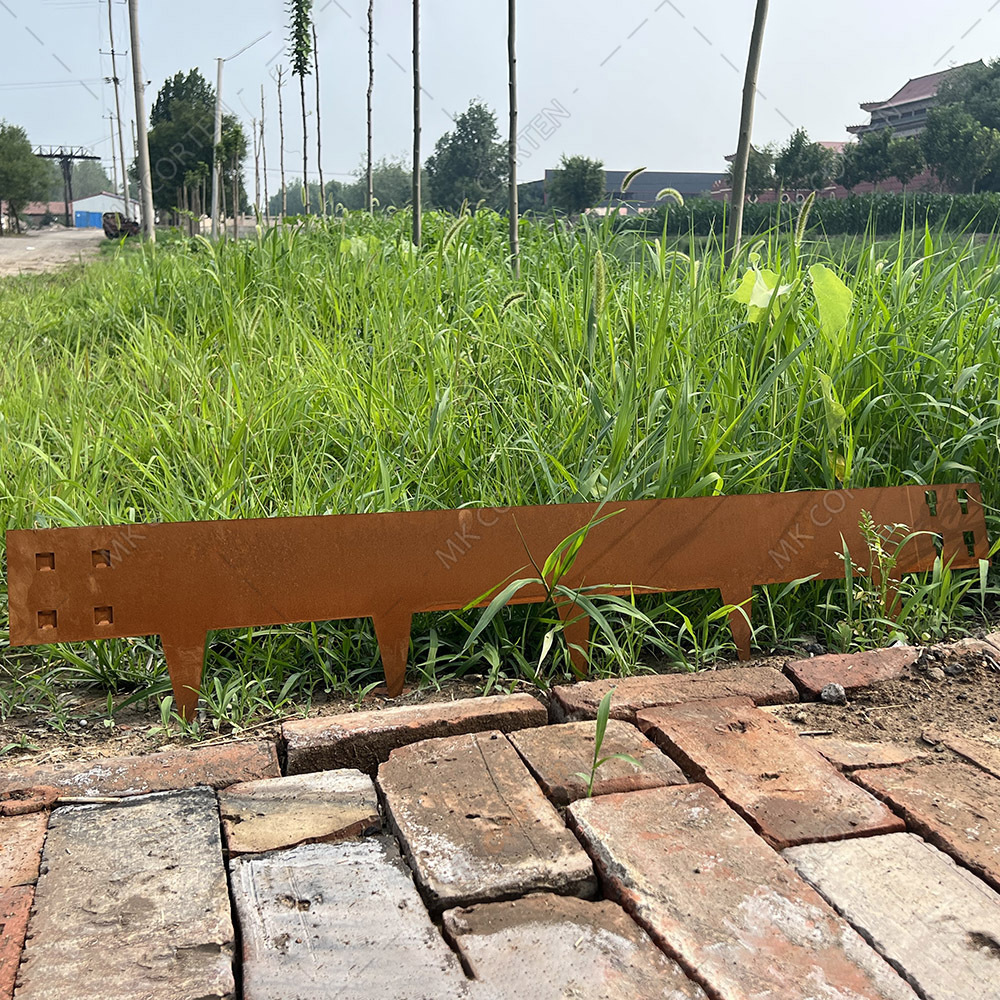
[6, 484, 988, 719]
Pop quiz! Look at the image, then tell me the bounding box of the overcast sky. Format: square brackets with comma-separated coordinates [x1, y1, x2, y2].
[2, 0, 998, 187]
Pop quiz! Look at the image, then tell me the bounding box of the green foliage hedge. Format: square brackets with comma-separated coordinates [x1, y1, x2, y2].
[625, 192, 1000, 237]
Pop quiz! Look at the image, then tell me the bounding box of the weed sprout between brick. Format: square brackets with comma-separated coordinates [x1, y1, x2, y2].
[0, 207, 998, 730]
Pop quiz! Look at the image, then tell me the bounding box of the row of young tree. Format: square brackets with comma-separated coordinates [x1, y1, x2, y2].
[727, 60, 1000, 198]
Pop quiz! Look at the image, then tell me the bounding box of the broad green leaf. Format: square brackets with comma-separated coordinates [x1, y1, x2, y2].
[732, 268, 792, 322]
[817, 371, 847, 436]
[809, 264, 853, 346]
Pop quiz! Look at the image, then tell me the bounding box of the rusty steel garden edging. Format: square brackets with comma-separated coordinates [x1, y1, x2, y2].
[6, 484, 988, 718]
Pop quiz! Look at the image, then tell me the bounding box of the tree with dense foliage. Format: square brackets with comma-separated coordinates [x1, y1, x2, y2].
[145, 70, 246, 222]
[854, 128, 892, 189]
[774, 129, 836, 191]
[287, 0, 313, 214]
[888, 136, 925, 189]
[426, 101, 506, 211]
[45, 161, 113, 202]
[836, 142, 862, 191]
[270, 157, 423, 215]
[0, 122, 54, 232]
[937, 60, 1000, 131]
[922, 106, 1000, 192]
[546, 154, 605, 214]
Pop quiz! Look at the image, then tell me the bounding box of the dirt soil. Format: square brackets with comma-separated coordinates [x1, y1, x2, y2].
[0, 678, 544, 770]
[770, 639, 1000, 748]
[2, 638, 998, 772]
[0, 227, 105, 277]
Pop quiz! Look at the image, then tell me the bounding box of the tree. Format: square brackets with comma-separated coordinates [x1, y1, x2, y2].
[546, 154, 605, 214]
[836, 142, 863, 191]
[888, 135, 925, 189]
[507, 0, 519, 276]
[145, 70, 246, 222]
[412, 0, 421, 244]
[922, 105, 1000, 192]
[855, 127, 892, 188]
[366, 0, 375, 213]
[45, 161, 113, 202]
[312, 24, 325, 215]
[0, 122, 51, 232]
[287, 0, 313, 215]
[774, 129, 836, 191]
[726, 0, 770, 263]
[426, 101, 506, 212]
[937, 60, 1000, 131]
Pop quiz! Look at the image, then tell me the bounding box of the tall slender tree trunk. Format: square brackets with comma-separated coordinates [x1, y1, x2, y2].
[507, 0, 519, 277]
[252, 117, 261, 219]
[725, 0, 769, 266]
[278, 67, 287, 217]
[366, 0, 375, 213]
[312, 24, 325, 216]
[261, 86, 270, 225]
[412, 0, 421, 246]
[300, 75, 309, 214]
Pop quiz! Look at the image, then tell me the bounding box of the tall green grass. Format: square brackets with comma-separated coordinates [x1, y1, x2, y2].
[1, 210, 998, 727]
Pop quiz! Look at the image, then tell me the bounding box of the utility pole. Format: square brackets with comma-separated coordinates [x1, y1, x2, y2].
[105, 0, 132, 216]
[127, 0, 155, 241]
[34, 147, 101, 227]
[211, 33, 269, 238]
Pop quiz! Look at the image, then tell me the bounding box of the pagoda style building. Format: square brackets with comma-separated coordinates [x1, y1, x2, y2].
[848, 62, 983, 138]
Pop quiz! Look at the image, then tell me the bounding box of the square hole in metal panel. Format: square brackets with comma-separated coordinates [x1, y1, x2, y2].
[92, 549, 111, 569]
[94, 606, 113, 626]
[963, 530, 977, 558]
[35, 553, 55, 571]
[924, 490, 938, 516]
[37, 610, 57, 630]
[957, 488, 970, 515]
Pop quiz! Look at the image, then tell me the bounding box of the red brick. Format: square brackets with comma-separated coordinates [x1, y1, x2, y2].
[550, 666, 797, 723]
[785, 646, 917, 698]
[810, 737, 922, 771]
[0, 886, 31, 1000]
[0, 814, 47, 888]
[638, 697, 904, 849]
[508, 720, 687, 805]
[378, 731, 597, 911]
[0, 741, 279, 800]
[568, 784, 917, 1000]
[283, 694, 546, 775]
[442, 893, 707, 999]
[856, 761, 1000, 892]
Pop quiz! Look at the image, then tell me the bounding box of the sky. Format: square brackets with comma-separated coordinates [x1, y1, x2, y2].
[2, 0, 999, 190]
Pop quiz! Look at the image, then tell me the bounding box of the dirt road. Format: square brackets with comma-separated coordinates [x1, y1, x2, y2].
[0, 227, 106, 278]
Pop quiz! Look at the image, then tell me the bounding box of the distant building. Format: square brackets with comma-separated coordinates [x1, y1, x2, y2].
[543, 169, 724, 211]
[847, 62, 982, 138]
[72, 192, 141, 228]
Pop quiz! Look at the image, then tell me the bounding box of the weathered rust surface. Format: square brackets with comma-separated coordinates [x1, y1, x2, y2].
[6, 484, 986, 717]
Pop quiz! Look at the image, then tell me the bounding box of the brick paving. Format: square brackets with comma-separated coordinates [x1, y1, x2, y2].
[4, 647, 1000, 998]
[638, 697, 904, 848]
[785, 646, 918, 698]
